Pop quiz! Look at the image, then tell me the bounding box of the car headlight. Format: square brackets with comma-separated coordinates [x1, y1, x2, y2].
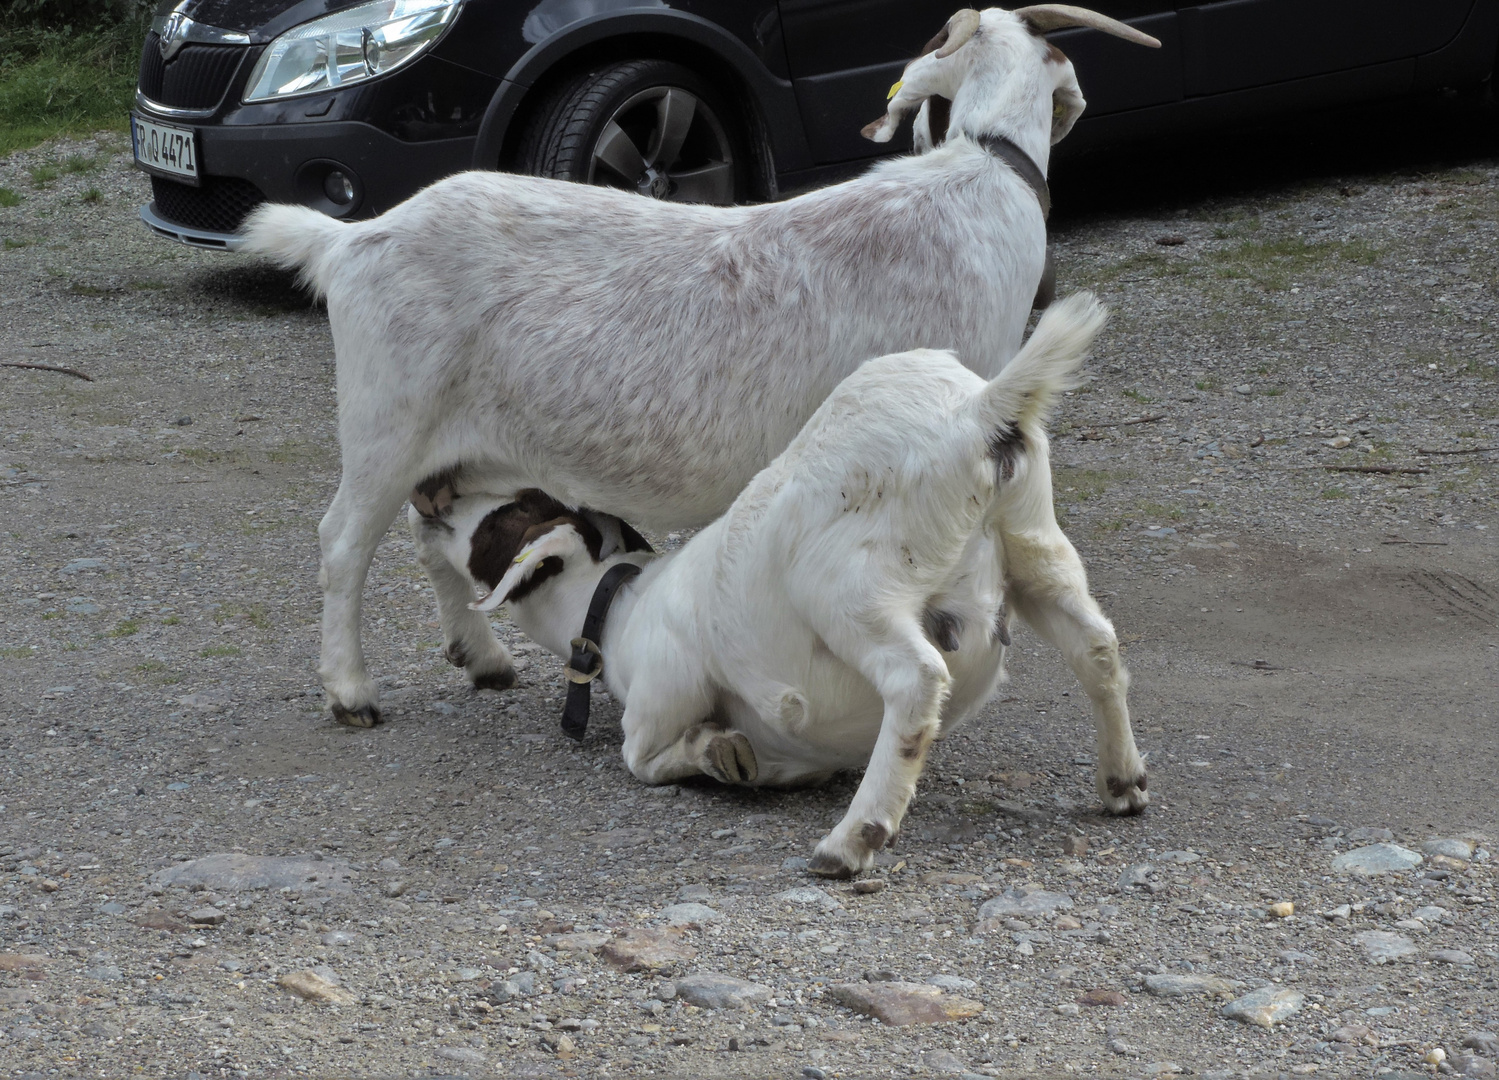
[243, 0, 461, 103]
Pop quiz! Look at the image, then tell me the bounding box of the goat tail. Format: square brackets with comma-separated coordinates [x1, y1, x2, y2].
[239, 204, 348, 299]
[976, 290, 1107, 435]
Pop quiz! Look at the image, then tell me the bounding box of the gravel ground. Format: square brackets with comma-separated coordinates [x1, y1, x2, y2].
[0, 102, 1496, 1080]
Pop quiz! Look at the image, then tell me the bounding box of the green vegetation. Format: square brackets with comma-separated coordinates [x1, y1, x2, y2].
[3, 237, 28, 249]
[29, 163, 58, 185]
[1123, 388, 1154, 404]
[1320, 486, 1349, 500]
[1209, 237, 1383, 291]
[199, 645, 242, 658]
[80, 185, 101, 202]
[0, 5, 149, 154]
[0, 186, 20, 207]
[0, 645, 35, 658]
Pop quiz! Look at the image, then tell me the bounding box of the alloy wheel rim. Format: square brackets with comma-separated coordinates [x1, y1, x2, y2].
[587, 86, 736, 205]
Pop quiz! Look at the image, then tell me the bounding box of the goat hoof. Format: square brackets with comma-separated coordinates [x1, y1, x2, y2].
[1100, 771, 1149, 816]
[704, 732, 757, 785]
[471, 666, 517, 692]
[807, 850, 858, 880]
[331, 702, 382, 728]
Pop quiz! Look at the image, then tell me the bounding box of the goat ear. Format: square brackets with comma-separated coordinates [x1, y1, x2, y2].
[1050, 79, 1085, 144]
[471, 524, 582, 612]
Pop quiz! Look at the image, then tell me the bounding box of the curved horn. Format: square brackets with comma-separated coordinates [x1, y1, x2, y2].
[1012, 4, 1161, 47]
[920, 8, 982, 59]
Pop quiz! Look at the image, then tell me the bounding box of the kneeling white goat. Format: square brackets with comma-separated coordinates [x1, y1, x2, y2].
[418, 294, 1145, 877]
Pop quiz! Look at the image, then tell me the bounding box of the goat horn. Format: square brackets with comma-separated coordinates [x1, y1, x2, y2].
[1012, 4, 1161, 47]
[921, 8, 982, 59]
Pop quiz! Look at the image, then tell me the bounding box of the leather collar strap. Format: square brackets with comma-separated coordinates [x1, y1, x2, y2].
[560, 562, 641, 741]
[976, 134, 1050, 220]
[976, 134, 1055, 310]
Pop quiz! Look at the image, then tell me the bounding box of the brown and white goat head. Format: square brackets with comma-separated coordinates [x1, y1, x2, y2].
[863, 5, 1160, 150]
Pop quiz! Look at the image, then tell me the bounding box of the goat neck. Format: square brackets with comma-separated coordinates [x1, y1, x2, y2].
[507, 554, 650, 670]
[947, 41, 1058, 175]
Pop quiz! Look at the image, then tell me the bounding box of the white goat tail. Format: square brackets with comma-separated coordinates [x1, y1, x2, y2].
[975, 290, 1107, 433]
[240, 204, 347, 298]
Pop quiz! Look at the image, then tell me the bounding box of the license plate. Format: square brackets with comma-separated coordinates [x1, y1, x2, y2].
[132, 116, 199, 185]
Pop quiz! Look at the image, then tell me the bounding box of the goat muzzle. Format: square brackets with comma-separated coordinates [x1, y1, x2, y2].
[1012, 4, 1162, 48]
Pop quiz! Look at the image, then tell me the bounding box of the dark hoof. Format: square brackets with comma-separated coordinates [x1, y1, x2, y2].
[331, 703, 382, 728]
[472, 666, 518, 691]
[807, 852, 856, 880]
[443, 643, 469, 669]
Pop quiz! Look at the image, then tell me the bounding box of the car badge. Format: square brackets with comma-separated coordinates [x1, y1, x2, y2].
[159, 7, 194, 61]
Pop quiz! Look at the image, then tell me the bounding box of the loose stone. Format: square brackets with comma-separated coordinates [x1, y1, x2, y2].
[827, 981, 983, 1026]
[1143, 974, 1241, 998]
[1077, 989, 1128, 1007]
[1420, 838, 1475, 861]
[277, 969, 354, 1004]
[1353, 930, 1419, 964]
[186, 907, 225, 926]
[153, 853, 355, 893]
[1431, 949, 1475, 965]
[660, 902, 721, 927]
[978, 885, 1073, 921]
[601, 927, 697, 972]
[1331, 843, 1423, 875]
[673, 973, 772, 1010]
[1221, 986, 1304, 1027]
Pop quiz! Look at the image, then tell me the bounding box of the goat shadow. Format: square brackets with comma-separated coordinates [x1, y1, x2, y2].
[185, 262, 321, 318]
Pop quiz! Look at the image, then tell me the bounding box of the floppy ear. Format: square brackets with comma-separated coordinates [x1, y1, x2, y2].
[862, 9, 981, 143]
[1050, 61, 1086, 143]
[471, 524, 585, 612]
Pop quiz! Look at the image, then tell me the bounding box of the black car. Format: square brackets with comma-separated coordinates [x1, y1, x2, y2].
[132, 0, 1499, 249]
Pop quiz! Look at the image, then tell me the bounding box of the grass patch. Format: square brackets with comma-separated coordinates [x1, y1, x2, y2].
[199, 645, 242, 658]
[80, 185, 101, 203]
[1263, 386, 1285, 396]
[3, 237, 28, 249]
[29, 163, 58, 186]
[0, 186, 20, 207]
[160, 615, 179, 625]
[1058, 468, 1133, 501]
[0, 645, 35, 659]
[109, 618, 139, 637]
[1321, 486, 1349, 500]
[62, 152, 100, 173]
[1123, 388, 1154, 404]
[1209, 237, 1384, 291]
[0, 20, 146, 154]
[68, 280, 113, 296]
[135, 659, 166, 672]
[1194, 378, 1219, 391]
[128, 277, 166, 290]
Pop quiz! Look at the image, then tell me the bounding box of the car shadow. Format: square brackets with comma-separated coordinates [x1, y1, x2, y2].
[1052, 90, 1499, 221]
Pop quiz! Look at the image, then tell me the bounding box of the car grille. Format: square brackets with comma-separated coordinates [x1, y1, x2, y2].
[138, 31, 247, 112]
[151, 175, 266, 234]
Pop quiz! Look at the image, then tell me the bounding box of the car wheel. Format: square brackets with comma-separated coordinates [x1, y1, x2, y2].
[521, 60, 743, 205]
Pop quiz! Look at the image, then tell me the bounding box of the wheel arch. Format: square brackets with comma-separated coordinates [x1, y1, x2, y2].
[471, 11, 812, 200]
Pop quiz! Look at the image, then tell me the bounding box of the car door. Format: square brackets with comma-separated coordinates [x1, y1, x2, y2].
[1178, 0, 1479, 95]
[779, 0, 1182, 166]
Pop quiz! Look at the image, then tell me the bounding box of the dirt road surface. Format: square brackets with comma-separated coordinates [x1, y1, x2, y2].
[1, 101, 1496, 1080]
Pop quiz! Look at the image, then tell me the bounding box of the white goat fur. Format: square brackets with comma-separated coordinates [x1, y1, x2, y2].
[241, 6, 1091, 728]
[422, 295, 1147, 876]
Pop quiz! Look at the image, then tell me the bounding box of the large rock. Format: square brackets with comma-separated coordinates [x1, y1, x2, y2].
[152, 854, 354, 893]
[1331, 844, 1422, 875]
[978, 885, 1073, 920]
[1354, 931, 1419, 964]
[773, 886, 841, 912]
[828, 981, 983, 1026]
[1221, 987, 1303, 1028]
[674, 973, 772, 1010]
[1143, 974, 1241, 998]
[600, 927, 697, 972]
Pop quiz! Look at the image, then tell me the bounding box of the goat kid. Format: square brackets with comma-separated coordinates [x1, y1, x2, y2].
[242, 5, 1158, 730]
[417, 294, 1146, 878]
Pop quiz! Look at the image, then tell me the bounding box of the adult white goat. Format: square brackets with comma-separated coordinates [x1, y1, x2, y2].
[242, 5, 1158, 732]
[417, 293, 1146, 875]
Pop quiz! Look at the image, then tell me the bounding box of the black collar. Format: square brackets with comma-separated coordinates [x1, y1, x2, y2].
[559, 562, 641, 741]
[976, 134, 1051, 221]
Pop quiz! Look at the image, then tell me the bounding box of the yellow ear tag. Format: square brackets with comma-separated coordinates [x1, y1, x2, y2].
[1054, 101, 1065, 120]
[887, 80, 904, 101]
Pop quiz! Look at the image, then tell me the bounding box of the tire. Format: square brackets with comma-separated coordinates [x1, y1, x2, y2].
[518, 60, 745, 205]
